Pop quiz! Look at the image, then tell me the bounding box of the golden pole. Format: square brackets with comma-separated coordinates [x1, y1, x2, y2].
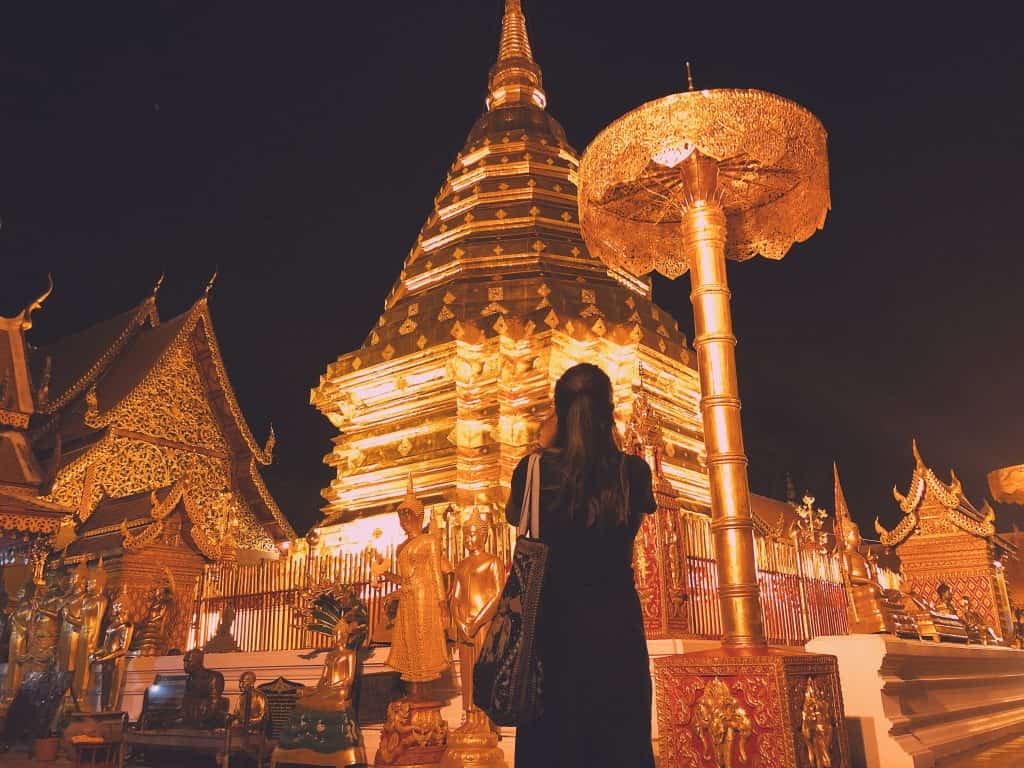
[679, 151, 765, 647]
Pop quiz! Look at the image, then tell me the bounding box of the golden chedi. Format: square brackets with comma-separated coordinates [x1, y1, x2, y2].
[442, 505, 506, 768]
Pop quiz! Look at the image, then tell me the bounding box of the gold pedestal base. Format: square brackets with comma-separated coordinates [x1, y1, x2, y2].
[653, 647, 851, 768]
[374, 695, 448, 767]
[270, 744, 368, 768]
[439, 710, 506, 768]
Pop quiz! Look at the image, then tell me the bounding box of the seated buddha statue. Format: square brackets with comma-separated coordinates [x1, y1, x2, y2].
[839, 517, 914, 636]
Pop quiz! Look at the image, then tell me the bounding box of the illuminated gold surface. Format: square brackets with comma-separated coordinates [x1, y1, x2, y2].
[692, 676, 751, 767]
[3, 581, 34, 699]
[579, 89, 830, 276]
[800, 677, 833, 768]
[89, 596, 133, 712]
[989, 464, 1024, 504]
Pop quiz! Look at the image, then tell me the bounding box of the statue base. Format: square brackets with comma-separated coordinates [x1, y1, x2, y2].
[439, 710, 506, 768]
[652, 646, 851, 768]
[271, 744, 369, 767]
[374, 695, 448, 767]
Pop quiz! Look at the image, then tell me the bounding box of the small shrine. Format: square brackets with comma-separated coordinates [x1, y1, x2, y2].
[876, 441, 1016, 638]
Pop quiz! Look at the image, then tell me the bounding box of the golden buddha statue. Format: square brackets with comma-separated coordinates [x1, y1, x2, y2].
[4, 581, 35, 699]
[74, 562, 109, 709]
[133, 585, 176, 656]
[232, 671, 268, 733]
[21, 570, 62, 674]
[90, 596, 133, 712]
[837, 514, 914, 636]
[57, 561, 88, 675]
[441, 506, 506, 768]
[381, 478, 450, 686]
[274, 587, 368, 767]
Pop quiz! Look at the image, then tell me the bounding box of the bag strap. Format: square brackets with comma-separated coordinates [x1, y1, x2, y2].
[518, 453, 542, 539]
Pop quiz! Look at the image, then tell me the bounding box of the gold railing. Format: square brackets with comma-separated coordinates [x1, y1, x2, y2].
[680, 512, 849, 644]
[193, 514, 849, 652]
[192, 548, 398, 652]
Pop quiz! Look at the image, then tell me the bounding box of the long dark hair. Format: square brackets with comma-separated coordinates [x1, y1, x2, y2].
[551, 363, 628, 527]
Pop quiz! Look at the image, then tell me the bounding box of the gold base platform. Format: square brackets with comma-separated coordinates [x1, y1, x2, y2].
[270, 744, 368, 768]
[440, 710, 506, 768]
[653, 647, 851, 768]
[373, 695, 448, 767]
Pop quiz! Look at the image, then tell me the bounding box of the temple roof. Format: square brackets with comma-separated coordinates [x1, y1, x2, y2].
[876, 440, 1003, 547]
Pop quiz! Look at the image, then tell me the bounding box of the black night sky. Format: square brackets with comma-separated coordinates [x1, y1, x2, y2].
[2, 2, 1021, 535]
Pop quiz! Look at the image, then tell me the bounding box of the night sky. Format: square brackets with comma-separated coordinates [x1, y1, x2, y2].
[2, 2, 1021, 536]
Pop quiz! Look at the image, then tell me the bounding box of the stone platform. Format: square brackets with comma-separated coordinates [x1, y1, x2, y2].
[807, 635, 1024, 768]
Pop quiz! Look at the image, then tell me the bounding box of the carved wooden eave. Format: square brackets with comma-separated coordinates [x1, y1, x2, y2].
[876, 440, 997, 547]
[118, 479, 219, 560]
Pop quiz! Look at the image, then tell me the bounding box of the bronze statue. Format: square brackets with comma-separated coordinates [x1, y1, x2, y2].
[21, 571, 62, 674]
[133, 585, 175, 656]
[837, 516, 914, 636]
[232, 671, 268, 733]
[381, 478, 450, 686]
[3, 581, 35, 699]
[442, 506, 506, 768]
[56, 561, 87, 675]
[957, 595, 990, 644]
[179, 649, 228, 728]
[90, 596, 133, 712]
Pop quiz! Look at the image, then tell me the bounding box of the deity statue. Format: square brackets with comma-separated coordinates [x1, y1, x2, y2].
[441, 506, 506, 768]
[956, 595, 990, 644]
[204, 603, 241, 653]
[4, 581, 35, 699]
[21, 570, 62, 674]
[381, 478, 450, 686]
[801, 677, 834, 768]
[901, 577, 968, 643]
[56, 561, 88, 675]
[73, 561, 109, 710]
[693, 677, 751, 768]
[274, 585, 368, 767]
[133, 585, 176, 656]
[836, 515, 914, 636]
[90, 596, 133, 712]
[232, 671, 268, 734]
[180, 648, 229, 729]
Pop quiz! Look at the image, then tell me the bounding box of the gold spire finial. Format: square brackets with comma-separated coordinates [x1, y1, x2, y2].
[487, 0, 546, 110]
[205, 269, 218, 295]
[686, 61, 695, 91]
[20, 273, 54, 331]
[152, 272, 165, 297]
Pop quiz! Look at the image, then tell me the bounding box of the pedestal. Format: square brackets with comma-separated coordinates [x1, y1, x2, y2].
[807, 634, 1024, 768]
[374, 695, 448, 767]
[440, 709, 505, 768]
[653, 647, 850, 768]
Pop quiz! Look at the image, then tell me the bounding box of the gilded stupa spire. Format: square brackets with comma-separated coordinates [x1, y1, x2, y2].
[487, 0, 546, 110]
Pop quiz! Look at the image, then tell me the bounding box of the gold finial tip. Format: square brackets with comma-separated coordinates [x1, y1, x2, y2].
[686, 61, 695, 91]
[205, 269, 218, 295]
[152, 272, 165, 296]
[20, 273, 54, 331]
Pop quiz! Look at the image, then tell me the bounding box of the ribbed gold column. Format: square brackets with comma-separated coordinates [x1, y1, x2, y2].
[681, 152, 766, 647]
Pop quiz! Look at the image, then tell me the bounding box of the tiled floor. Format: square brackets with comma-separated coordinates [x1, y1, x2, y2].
[936, 733, 1024, 767]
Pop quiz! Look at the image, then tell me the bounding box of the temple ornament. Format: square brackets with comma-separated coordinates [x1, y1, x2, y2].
[692, 677, 752, 768]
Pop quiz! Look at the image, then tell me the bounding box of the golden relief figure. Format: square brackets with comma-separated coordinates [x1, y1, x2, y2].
[801, 677, 834, 768]
[692, 677, 751, 768]
[133, 585, 176, 656]
[382, 479, 450, 684]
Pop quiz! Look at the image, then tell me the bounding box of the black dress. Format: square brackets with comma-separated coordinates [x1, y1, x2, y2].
[505, 450, 657, 768]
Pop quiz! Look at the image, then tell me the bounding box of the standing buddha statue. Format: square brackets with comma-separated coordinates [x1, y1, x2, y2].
[133, 586, 176, 656]
[4, 581, 35, 699]
[441, 505, 506, 768]
[21, 570, 62, 674]
[74, 561, 109, 709]
[90, 596, 133, 712]
[57, 561, 88, 675]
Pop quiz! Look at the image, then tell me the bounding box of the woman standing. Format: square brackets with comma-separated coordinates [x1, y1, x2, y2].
[506, 363, 657, 768]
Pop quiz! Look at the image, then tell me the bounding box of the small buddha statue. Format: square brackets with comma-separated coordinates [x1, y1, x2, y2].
[441, 506, 506, 768]
[133, 586, 176, 656]
[838, 516, 912, 635]
[56, 561, 88, 675]
[73, 561, 109, 710]
[232, 671, 268, 734]
[181, 648, 229, 728]
[4, 581, 35, 699]
[90, 597, 133, 712]
[276, 616, 367, 765]
[381, 478, 450, 689]
[957, 595, 989, 644]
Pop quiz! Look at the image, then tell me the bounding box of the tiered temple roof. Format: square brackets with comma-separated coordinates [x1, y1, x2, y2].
[0, 279, 294, 564]
[312, 1, 710, 533]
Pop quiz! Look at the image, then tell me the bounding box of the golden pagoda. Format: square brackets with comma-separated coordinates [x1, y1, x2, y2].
[876, 440, 1016, 638]
[311, 0, 710, 552]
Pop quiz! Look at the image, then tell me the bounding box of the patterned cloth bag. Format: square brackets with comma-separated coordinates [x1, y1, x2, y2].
[473, 452, 549, 726]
